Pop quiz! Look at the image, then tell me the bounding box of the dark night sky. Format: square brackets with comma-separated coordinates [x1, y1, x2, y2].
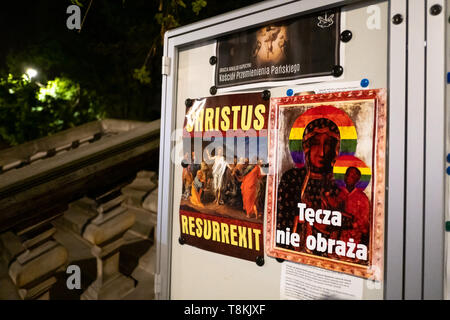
[0, 0, 264, 79]
[0, 0, 263, 121]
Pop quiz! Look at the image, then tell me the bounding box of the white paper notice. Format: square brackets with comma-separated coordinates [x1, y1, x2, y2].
[293, 81, 363, 95]
[280, 262, 364, 300]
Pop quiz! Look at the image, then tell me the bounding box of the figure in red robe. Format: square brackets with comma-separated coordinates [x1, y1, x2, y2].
[240, 160, 263, 218]
[339, 167, 370, 244]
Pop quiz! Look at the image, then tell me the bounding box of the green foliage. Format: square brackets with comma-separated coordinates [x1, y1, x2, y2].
[192, 0, 207, 15]
[132, 0, 207, 86]
[132, 65, 151, 85]
[154, 12, 180, 33]
[176, 0, 187, 9]
[155, 0, 207, 38]
[70, 0, 84, 7]
[0, 74, 104, 145]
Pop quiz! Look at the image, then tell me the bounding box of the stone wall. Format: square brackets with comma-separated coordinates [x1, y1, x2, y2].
[0, 119, 160, 300]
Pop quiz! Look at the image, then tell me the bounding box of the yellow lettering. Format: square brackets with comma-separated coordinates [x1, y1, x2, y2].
[220, 107, 231, 131]
[241, 105, 253, 130]
[238, 226, 247, 248]
[195, 218, 203, 238]
[215, 107, 220, 131]
[221, 223, 230, 244]
[253, 229, 261, 251]
[203, 219, 211, 240]
[230, 225, 238, 246]
[205, 108, 214, 131]
[188, 216, 195, 236]
[212, 221, 221, 241]
[231, 106, 240, 130]
[253, 104, 265, 130]
[181, 215, 189, 234]
[194, 109, 204, 131]
[248, 227, 253, 250]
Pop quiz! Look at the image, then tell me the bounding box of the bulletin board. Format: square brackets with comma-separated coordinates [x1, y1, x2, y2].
[156, 0, 448, 300]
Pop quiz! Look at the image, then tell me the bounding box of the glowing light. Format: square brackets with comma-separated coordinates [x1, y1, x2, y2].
[26, 68, 38, 79]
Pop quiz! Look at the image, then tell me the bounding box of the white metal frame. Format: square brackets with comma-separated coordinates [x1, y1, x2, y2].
[423, 0, 446, 300]
[156, 0, 446, 300]
[385, 0, 407, 300]
[445, 0, 450, 301]
[404, 0, 425, 300]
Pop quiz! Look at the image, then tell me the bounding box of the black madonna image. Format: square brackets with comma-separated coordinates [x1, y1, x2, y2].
[266, 90, 386, 280]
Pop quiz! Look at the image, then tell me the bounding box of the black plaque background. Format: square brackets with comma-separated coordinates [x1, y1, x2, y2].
[215, 8, 340, 88]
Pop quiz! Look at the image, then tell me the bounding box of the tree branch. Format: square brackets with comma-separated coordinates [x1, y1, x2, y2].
[78, 0, 94, 33]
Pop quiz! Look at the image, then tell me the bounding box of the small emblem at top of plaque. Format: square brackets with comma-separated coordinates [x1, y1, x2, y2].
[317, 13, 334, 28]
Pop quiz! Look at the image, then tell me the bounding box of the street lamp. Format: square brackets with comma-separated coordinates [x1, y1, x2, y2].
[25, 68, 38, 80]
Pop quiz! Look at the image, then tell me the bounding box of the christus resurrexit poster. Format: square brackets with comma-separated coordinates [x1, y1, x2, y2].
[215, 9, 340, 88]
[179, 92, 269, 263]
[266, 90, 386, 280]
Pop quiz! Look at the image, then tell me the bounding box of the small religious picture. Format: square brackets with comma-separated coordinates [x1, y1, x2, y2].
[266, 90, 386, 280]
